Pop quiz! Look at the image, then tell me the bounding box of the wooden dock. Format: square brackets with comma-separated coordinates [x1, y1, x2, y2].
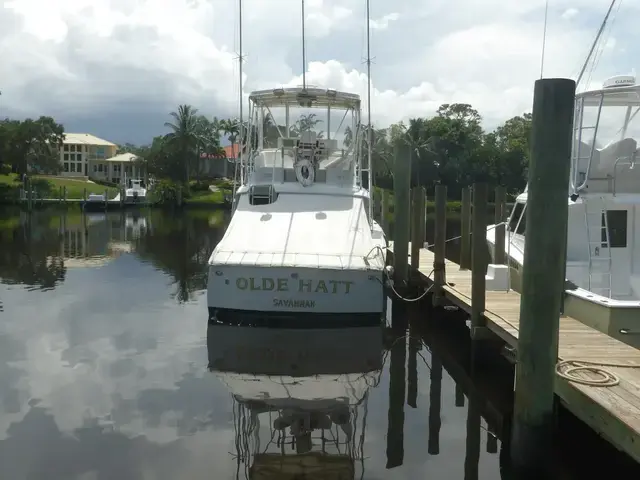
[391, 243, 640, 463]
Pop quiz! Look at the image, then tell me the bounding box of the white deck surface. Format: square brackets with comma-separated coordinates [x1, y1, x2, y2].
[210, 192, 386, 270]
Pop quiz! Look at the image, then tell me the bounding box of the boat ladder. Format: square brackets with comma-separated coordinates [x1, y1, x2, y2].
[584, 198, 612, 298]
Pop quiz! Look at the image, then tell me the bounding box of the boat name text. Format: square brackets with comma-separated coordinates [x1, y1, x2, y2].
[273, 299, 316, 308]
[235, 277, 353, 294]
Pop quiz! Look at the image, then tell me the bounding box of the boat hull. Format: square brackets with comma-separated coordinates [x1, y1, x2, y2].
[487, 231, 640, 349]
[207, 264, 385, 321]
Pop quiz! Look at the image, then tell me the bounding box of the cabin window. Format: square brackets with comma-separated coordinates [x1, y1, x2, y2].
[602, 210, 627, 248]
[508, 203, 526, 235]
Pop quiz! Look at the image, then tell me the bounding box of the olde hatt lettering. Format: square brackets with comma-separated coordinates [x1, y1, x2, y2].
[235, 277, 354, 294]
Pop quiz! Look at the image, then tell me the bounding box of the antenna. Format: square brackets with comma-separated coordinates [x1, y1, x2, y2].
[301, 0, 307, 89]
[365, 0, 373, 221]
[232, 0, 244, 204]
[576, 0, 617, 86]
[539, 0, 549, 78]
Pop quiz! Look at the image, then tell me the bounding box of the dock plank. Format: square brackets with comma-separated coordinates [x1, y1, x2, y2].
[390, 244, 640, 463]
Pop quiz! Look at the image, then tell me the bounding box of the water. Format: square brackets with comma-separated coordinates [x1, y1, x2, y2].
[0, 208, 636, 479]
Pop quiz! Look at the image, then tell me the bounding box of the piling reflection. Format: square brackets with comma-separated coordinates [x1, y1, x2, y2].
[207, 323, 384, 480]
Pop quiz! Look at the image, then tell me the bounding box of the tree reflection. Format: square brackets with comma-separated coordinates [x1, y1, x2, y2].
[0, 210, 66, 290]
[135, 210, 227, 302]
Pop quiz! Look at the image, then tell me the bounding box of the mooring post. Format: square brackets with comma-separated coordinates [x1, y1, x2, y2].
[386, 325, 406, 469]
[427, 353, 442, 455]
[410, 187, 425, 280]
[26, 178, 32, 211]
[393, 142, 411, 288]
[373, 188, 382, 223]
[464, 394, 481, 480]
[63, 186, 67, 206]
[494, 186, 506, 265]
[433, 184, 447, 306]
[460, 187, 471, 270]
[471, 182, 488, 334]
[83, 188, 87, 203]
[407, 310, 419, 408]
[381, 189, 390, 235]
[510, 78, 575, 472]
[59, 186, 63, 204]
[455, 383, 465, 407]
[104, 189, 108, 210]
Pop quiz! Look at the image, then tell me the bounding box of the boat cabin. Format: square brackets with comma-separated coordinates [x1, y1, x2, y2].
[240, 88, 364, 204]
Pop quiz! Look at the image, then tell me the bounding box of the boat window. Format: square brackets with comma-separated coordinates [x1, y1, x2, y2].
[602, 210, 627, 248]
[508, 203, 524, 232]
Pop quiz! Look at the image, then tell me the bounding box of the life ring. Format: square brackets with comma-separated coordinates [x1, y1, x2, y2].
[294, 159, 315, 187]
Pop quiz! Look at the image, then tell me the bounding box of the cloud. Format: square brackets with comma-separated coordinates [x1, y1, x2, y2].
[0, 0, 638, 144]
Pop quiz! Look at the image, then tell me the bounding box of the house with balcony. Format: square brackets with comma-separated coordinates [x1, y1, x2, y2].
[60, 133, 118, 179]
[93, 152, 145, 185]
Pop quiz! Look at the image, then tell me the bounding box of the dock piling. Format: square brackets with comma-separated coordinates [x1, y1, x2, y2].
[510, 78, 576, 472]
[381, 189, 390, 235]
[63, 186, 67, 206]
[460, 187, 471, 270]
[410, 187, 425, 282]
[494, 186, 506, 265]
[470, 182, 488, 336]
[433, 184, 447, 306]
[393, 142, 411, 287]
[428, 353, 443, 455]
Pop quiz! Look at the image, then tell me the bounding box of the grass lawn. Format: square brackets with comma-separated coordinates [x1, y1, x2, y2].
[186, 188, 228, 204]
[0, 173, 118, 200]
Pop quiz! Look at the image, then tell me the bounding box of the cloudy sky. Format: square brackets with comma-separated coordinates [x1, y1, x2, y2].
[1, 0, 637, 145]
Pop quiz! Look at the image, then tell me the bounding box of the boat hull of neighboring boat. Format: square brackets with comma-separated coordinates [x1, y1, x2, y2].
[487, 219, 640, 349]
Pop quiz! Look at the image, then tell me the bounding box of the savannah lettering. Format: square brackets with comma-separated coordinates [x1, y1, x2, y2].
[235, 277, 353, 294]
[273, 299, 316, 308]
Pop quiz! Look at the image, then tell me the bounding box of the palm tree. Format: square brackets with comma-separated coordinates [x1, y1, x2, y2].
[164, 104, 200, 183]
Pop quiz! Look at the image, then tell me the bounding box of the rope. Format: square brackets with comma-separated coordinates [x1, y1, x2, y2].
[443, 282, 640, 388]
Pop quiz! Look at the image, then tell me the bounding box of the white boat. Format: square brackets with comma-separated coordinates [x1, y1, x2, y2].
[487, 74, 640, 343]
[206, 2, 386, 324]
[123, 178, 147, 203]
[207, 88, 386, 323]
[207, 323, 383, 479]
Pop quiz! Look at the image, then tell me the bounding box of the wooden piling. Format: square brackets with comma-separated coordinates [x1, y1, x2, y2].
[393, 142, 411, 286]
[494, 186, 506, 265]
[428, 353, 442, 455]
[471, 183, 488, 333]
[104, 189, 108, 209]
[460, 187, 471, 270]
[373, 189, 382, 223]
[63, 186, 67, 206]
[26, 178, 32, 211]
[510, 78, 575, 471]
[59, 186, 63, 204]
[455, 383, 465, 407]
[410, 187, 425, 278]
[464, 394, 481, 480]
[83, 188, 87, 203]
[433, 185, 447, 306]
[381, 189, 390, 235]
[386, 326, 406, 468]
[407, 316, 419, 408]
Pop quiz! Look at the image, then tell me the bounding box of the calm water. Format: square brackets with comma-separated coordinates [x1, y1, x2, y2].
[0, 208, 635, 479]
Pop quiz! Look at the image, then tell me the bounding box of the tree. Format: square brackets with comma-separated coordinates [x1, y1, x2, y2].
[164, 104, 201, 183]
[0, 117, 65, 175]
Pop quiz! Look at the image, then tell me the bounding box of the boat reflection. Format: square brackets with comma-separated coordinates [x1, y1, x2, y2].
[207, 323, 384, 480]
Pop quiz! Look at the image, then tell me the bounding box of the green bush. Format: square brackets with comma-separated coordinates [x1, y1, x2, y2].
[150, 180, 190, 206]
